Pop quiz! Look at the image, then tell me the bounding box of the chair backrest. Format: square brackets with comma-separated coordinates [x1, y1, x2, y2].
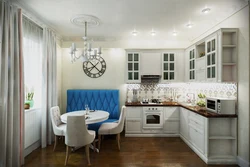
[65, 115, 94, 147]
[66, 89, 119, 119]
[50, 106, 62, 128]
[115, 106, 126, 134]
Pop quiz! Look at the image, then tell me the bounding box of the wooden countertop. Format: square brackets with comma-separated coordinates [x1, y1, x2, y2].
[125, 102, 238, 118]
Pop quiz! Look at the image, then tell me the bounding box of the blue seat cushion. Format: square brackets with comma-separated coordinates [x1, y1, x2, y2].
[88, 119, 118, 134]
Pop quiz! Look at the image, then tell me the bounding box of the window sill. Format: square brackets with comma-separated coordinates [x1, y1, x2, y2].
[24, 108, 41, 113]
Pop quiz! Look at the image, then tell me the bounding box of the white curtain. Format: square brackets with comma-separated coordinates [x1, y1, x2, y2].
[41, 28, 57, 147]
[22, 16, 43, 108]
[0, 1, 24, 167]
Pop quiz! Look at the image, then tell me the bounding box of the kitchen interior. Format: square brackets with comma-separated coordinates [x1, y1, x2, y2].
[10, 0, 249, 166]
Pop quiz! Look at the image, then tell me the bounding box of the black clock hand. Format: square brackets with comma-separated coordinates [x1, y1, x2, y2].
[89, 61, 101, 72]
[87, 62, 99, 72]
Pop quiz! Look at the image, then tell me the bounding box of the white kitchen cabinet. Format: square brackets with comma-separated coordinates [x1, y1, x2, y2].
[126, 52, 140, 83]
[162, 53, 175, 81]
[195, 57, 206, 81]
[188, 47, 195, 81]
[218, 28, 238, 82]
[205, 34, 217, 82]
[207, 118, 237, 164]
[188, 111, 206, 154]
[185, 28, 238, 82]
[125, 107, 142, 134]
[180, 107, 189, 140]
[163, 107, 179, 134]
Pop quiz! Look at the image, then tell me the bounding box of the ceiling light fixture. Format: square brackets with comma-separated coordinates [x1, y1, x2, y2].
[69, 21, 102, 63]
[151, 29, 156, 36]
[202, 7, 211, 14]
[172, 31, 177, 36]
[132, 29, 138, 36]
[186, 23, 194, 28]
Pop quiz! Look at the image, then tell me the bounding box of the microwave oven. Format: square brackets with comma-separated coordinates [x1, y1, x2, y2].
[206, 97, 236, 114]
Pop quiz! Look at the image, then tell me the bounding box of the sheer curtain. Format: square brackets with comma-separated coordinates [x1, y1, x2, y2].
[22, 16, 43, 108]
[0, 1, 24, 166]
[41, 28, 58, 147]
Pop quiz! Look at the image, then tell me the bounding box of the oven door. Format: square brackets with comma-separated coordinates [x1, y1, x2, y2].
[143, 112, 163, 129]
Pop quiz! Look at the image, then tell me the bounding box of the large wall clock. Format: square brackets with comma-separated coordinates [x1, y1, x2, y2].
[82, 57, 106, 78]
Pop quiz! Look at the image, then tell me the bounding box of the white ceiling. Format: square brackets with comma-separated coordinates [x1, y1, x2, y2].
[15, 0, 248, 42]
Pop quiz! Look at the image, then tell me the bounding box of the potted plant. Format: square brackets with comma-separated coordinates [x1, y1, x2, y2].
[197, 93, 206, 108]
[25, 87, 34, 108]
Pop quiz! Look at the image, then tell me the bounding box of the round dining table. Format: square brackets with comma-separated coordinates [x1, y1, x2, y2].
[60, 110, 109, 124]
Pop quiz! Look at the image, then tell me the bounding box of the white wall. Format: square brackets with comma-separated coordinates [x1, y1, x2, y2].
[188, 6, 250, 165]
[61, 48, 127, 113]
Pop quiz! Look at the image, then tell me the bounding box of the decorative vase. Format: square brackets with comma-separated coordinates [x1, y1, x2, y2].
[24, 103, 30, 109]
[25, 100, 34, 108]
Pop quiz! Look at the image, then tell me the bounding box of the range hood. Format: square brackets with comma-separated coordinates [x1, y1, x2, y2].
[141, 75, 161, 83]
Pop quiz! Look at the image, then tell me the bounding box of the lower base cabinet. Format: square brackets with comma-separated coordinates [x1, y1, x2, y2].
[126, 119, 142, 133]
[180, 108, 237, 164]
[125, 106, 237, 164]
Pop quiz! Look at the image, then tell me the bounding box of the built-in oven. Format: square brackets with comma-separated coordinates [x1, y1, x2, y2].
[143, 107, 163, 129]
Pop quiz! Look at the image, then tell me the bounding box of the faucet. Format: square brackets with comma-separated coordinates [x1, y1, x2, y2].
[187, 93, 195, 105]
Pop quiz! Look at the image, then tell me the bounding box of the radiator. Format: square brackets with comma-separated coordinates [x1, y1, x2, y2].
[24, 108, 41, 149]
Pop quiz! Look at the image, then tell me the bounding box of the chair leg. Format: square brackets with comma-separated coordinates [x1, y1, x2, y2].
[93, 140, 96, 152]
[53, 135, 58, 151]
[117, 133, 121, 150]
[98, 135, 101, 151]
[85, 144, 91, 166]
[65, 145, 70, 166]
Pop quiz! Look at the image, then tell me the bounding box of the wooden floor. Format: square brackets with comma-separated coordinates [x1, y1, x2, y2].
[24, 133, 239, 167]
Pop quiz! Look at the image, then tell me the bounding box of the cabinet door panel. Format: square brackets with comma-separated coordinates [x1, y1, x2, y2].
[164, 120, 179, 133]
[126, 119, 141, 133]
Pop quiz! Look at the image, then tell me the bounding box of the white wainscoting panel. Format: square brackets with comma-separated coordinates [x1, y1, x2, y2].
[24, 108, 41, 157]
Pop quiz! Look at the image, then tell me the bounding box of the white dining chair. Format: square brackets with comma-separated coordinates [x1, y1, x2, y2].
[98, 106, 126, 151]
[50, 106, 66, 151]
[65, 115, 96, 166]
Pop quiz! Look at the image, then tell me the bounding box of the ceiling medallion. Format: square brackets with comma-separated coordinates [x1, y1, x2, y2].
[70, 14, 101, 27]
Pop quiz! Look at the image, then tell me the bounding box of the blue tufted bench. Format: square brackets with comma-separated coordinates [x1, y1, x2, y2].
[66, 89, 119, 133]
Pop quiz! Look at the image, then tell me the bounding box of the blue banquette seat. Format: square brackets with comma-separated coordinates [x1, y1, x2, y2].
[66, 89, 119, 133]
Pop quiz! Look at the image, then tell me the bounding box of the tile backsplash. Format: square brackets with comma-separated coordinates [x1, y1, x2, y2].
[126, 83, 237, 103]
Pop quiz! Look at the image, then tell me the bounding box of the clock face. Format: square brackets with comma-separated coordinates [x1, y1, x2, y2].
[82, 57, 106, 78]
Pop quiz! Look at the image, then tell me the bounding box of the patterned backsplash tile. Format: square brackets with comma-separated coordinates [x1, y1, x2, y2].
[126, 83, 237, 103]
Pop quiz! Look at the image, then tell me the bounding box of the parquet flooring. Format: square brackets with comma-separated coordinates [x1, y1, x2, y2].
[24, 133, 239, 167]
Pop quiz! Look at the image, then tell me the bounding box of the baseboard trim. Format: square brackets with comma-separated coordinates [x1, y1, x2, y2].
[125, 134, 179, 137]
[24, 140, 41, 157]
[237, 156, 250, 167]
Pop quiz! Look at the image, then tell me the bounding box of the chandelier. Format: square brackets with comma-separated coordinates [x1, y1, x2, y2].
[69, 21, 102, 63]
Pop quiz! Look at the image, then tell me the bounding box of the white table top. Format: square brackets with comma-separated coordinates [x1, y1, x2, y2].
[61, 110, 109, 124]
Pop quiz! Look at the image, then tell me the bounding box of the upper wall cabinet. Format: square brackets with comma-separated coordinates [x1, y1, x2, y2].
[206, 35, 217, 82]
[188, 47, 195, 81]
[217, 29, 238, 82]
[126, 52, 140, 83]
[185, 28, 238, 83]
[162, 53, 175, 81]
[162, 51, 185, 83]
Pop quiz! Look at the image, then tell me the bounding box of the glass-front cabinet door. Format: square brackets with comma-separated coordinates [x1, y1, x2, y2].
[162, 53, 175, 82]
[127, 52, 140, 83]
[189, 48, 195, 81]
[206, 36, 217, 81]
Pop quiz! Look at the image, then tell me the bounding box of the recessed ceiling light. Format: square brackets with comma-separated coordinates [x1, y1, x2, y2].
[132, 29, 138, 36]
[172, 31, 177, 36]
[202, 7, 211, 14]
[186, 23, 194, 28]
[151, 29, 156, 36]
